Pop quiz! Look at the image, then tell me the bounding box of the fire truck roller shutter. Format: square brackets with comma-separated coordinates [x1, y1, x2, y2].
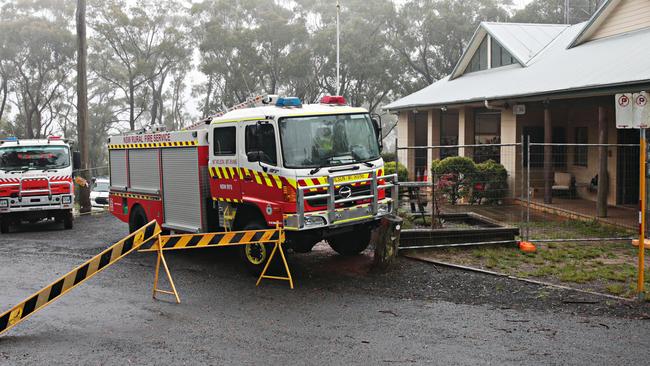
[128, 149, 160, 193]
[161, 148, 202, 232]
[110, 150, 127, 189]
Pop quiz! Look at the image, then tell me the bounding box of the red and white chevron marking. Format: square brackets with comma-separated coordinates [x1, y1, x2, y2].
[0, 176, 71, 184]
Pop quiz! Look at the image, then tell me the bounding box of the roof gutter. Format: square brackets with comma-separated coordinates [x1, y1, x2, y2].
[484, 100, 507, 111]
[384, 80, 650, 112]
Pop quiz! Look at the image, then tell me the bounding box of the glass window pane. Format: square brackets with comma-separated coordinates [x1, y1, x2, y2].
[491, 38, 502, 68]
[245, 124, 277, 166]
[213, 127, 236, 155]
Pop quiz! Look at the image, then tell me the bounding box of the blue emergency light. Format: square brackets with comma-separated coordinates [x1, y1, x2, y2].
[1, 136, 18, 142]
[275, 97, 302, 108]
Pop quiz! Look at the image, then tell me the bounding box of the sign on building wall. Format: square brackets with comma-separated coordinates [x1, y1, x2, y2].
[616, 92, 650, 129]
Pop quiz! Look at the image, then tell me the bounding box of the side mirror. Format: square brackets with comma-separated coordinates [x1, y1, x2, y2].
[371, 117, 383, 152]
[247, 151, 262, 163]
[73, 151, 81, 171]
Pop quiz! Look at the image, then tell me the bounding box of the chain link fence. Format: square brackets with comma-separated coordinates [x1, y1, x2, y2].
[394, 141, 642, 247]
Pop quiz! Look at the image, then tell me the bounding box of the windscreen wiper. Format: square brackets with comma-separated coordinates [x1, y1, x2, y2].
[309, 166, 323, 175]
[361, 161, 374, 167]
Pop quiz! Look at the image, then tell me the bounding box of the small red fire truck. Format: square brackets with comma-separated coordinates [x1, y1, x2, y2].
[0, 136, 79, 233]
[108, 96, 396, 271]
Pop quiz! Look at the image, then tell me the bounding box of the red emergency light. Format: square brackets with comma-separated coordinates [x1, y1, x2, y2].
[320, 95, 347, 105]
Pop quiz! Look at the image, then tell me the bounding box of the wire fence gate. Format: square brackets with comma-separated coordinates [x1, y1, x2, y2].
[393, 140, 642, 249]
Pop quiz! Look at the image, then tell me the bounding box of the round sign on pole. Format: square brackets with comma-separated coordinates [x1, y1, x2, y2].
[636, 94, 647, 107]
[619, 94, 630, 107]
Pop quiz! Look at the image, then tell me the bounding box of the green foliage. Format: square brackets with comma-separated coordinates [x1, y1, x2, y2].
[432, 157, 508, 205]
[384, 161, 408, 182]
[472, 159, 508, 204]
[432, 156, 477, 204]
[511, 0, 601, 25]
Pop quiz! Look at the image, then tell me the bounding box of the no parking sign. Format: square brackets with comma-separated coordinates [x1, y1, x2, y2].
[616, 91, 650, 128]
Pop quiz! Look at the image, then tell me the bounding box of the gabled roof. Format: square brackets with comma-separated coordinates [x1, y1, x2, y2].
[384, 21, 650, 111]
[483, 22, 569, 63]
[449, 22, 568, 79]
[569, 0, 620, 47]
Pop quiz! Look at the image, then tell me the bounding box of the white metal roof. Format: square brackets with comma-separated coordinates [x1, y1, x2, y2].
[211, 103, 368, 124]
[385, 21, 650, 110]
[483, 22, 569, 64]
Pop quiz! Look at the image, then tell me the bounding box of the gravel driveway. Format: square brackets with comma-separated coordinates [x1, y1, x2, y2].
[0, 213, 648, 365]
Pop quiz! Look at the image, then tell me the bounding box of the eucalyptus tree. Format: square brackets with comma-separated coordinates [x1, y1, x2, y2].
[0, 0, 75, 138]
[297, 0, 403, 112]
[89, 0, 191, 130]
[192, 0, 312, 114]
[391, 0, 511, 93]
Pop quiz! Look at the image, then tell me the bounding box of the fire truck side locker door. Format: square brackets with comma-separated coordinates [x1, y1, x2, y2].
[209, 124, 242, 203]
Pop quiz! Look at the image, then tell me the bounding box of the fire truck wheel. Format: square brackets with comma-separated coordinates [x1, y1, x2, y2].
[327, 226, 372, 256]
[0, 220, 10, 234]
[129, 205, 147, 234]
[238, 222, 274, 275]
[62, 210, 73, 230]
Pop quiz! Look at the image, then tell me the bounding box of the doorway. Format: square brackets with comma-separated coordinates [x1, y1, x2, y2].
[617, 129, 639, 205]
[413, 112, 428, 180]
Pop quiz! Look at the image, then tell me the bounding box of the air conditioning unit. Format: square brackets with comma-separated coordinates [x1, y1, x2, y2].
[513, 104, 526, 115]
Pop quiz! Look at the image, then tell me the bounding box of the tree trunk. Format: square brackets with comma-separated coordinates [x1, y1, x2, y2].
[25, 109, 34, 139]
[203, 74, 213, 117]
[129, 78, 135, 130]
[372, 215, 403, 272]
[76, 0, 91, 214]
[0, 79, 7, 122]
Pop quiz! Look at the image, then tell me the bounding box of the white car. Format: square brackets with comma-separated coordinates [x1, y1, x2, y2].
[90, 178, 110, 209]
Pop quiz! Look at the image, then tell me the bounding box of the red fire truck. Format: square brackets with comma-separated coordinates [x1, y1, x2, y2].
[0, 136, 79, 233]
[108, 96, 396, 271]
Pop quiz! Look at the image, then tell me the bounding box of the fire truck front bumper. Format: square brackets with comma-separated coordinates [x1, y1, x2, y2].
[0, 194, 74, 213]
[283, 198, 393, 231]
[283, 171, 398, 231]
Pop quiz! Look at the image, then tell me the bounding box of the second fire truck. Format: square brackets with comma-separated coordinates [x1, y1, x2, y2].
[108, 95, 396, 271]
[0, 136, 78, 233]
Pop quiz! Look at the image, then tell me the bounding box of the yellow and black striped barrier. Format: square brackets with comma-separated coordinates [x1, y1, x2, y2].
[140, 229, 281, 251]
[140, 227, 293, 289]
[0, 221, 161, 336]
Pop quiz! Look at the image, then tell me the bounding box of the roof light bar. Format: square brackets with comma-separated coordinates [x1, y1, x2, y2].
[320, 95, 347, 105]
[275, 97, 302, 108]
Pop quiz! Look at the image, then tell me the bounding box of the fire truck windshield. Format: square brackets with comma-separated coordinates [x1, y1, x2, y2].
[279, 113, 380, 168]
[0, 145, 70, 172]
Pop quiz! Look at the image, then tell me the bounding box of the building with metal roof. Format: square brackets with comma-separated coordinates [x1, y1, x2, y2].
[386, 0, 650, 218]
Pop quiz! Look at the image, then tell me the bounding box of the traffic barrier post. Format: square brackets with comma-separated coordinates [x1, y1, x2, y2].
[140, 226, 293, 289]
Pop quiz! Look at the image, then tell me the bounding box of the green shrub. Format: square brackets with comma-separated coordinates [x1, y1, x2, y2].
[431, 156, 476, 204]
[384, 161, 408, 182]
[431, 157, 508, 205]
[473, 159, 508, 204]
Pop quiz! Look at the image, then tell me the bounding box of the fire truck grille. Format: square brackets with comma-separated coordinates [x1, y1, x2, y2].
[20, 178, 49, 194]
[306, 185, 371, 208]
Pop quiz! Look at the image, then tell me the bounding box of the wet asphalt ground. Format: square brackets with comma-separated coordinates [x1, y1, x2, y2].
[0, 213, 649, 365]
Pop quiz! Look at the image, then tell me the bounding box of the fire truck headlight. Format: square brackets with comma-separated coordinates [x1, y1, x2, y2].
[62, 195, 72, 204]
[0, 199, 8, 208]
[304, 216, 325, 227]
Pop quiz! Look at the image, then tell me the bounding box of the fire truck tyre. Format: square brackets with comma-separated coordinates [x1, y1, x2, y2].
[0, 219, 10, 234]
[238, 222, 274, 275]
[62, 210, 73, 230]
[327, 227, 372, 256]
[129, 205, 147, 234]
